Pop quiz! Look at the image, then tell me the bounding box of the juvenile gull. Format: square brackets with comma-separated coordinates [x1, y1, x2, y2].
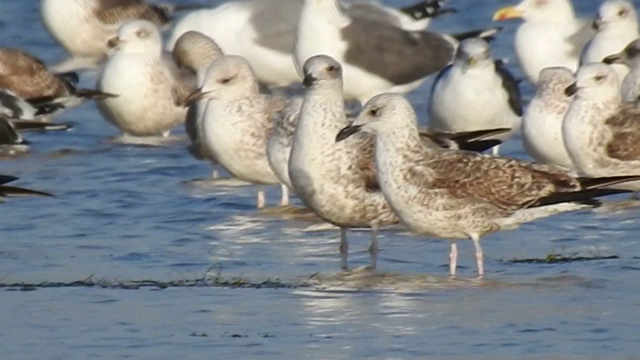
[289, 55, 398, 270]
[493, 0, 594, 83]
[295, 0, 499, 103]
[521, 67, 575, 169]
[337, 93, 640, 276]
[0, 48, 113, 109]
[41, 0, 203, 72]
[172, 31, 224, 162]
[564, 63, 640, 190]
[185, 55, 289, 208]
[428, 38, 522, 155]
[97, 20, 192, 137]
[168, 0, 455, 87]
[581, 0, 639, 82]
[604, 39, 640, 102]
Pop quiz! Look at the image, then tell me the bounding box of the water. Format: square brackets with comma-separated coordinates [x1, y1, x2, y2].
[2, 0, 640, 358]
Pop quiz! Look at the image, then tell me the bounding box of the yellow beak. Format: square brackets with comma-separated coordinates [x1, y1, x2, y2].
[492, 6, 524, 21]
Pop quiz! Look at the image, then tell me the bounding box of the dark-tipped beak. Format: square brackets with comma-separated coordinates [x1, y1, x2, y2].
[107, 37, 120, 49]
[184, 88, 209, 107]
[565, 83, 579, 97]
[603, 53, 623, 64]
[592, 19, 602, 30]
[335, 124, 363, 143]
[302, 74, 317, 88]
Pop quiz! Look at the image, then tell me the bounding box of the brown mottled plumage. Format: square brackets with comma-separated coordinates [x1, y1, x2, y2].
[0, 49, 72, 99]
[95, 0, 170, 26]
[604, 102, 640, 161]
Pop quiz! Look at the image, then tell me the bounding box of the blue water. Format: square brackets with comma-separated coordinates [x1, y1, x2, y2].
[2, 0, 640, 359]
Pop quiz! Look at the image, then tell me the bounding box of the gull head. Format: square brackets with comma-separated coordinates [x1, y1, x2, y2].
[565, 63, 619, 101]
[302, 55, 343, 90]
[454, 39, 492, 71]
[603, 39, 640, 68]
[107, 20, 162, 55]
[493, 0, 575, 23]
[185, 55, 258, 105]
[593, 0, 637, 33]
[537, 67, 575, 96]
[172, 31, 223, 74]
[336, 94, 416, 142]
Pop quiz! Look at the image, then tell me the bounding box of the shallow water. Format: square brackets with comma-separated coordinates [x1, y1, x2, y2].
[2, 0, 640, 358]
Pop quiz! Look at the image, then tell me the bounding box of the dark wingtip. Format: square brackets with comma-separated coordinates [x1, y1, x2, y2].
[335, 125, 363, 143]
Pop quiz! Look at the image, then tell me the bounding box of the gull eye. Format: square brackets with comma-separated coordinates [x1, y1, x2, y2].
[594, 74, 606, 82]
[369, 107, 379, 116]
[327, 65, 335, 72]
[618, 8, 628, 17]
[218, 77, 233, 84]
[136, 29, 149, 38]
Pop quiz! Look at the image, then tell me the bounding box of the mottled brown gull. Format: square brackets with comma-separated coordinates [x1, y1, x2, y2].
[564, 63, 640, 190]
[97, 20, 192, 137]
[185, 55, 290, 209]
[521, 67, 575, 169]
[604, 39, 640, 102]
[493, 0, 594, 83]
[337, 93, 639, 276]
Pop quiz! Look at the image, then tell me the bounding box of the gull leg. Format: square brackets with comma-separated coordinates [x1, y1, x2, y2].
[491, 144, 500, 156]
[449, 242, 458, 277]
[212, 168, 219, 179]
[340, 227, 349, 271]
[257, 188, 266, 209]
[368, 227, 379, 270]
[161, 130, 171, 138]
[471, 233, 484, 277]
[279, 184, 290, 207]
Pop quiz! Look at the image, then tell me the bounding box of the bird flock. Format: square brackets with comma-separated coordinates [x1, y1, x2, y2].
[3, 0, 640, 277]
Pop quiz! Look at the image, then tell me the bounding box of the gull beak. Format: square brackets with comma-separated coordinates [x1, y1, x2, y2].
[603, 53, 623, 64]
[492, 6, 523, 21]
[565, 83, 579, 97]
[593, 19, 603, 30]
[107, 37, 120, 48]
[335, 124, 363, 143]
[184, 88, 210, 107]
[302, 74, 317, 88]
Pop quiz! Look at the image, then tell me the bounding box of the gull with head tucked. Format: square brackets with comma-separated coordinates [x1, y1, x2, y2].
[97, 20, 192, 138]
[337, 93, 640, 276]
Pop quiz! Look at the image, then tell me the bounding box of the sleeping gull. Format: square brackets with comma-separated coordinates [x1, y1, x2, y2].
[521, 67, 575, 169]
[168, 0, 456, 87]
[294, 0, 499, 103]
[0, 48, 114, 109]
[336, 93, 640, 276]
[604, 39, 640, 102]
[97, 20, 192, 137]
[41, 0, 203, 72]
[172, 31, 224, 162]
[184, 55, 289, 208]
[580, 0, 639, 82]
[428, 38, 522, 155]
[564, 63, 640, 190]
[493, 0, 594, 83]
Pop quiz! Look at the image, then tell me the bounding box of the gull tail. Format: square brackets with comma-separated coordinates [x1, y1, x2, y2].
[399, 0, 457, 20]
[451, 27, 503, 43]
[0, 175, 53, 198]
[419, 127, 510, 153]
[73, 89, 118, 100]
[9, 119, 73, 132]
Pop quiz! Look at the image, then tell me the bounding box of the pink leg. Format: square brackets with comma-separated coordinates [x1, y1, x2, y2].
[257, 189, 266, 209]
[471, 234, 484, 277]
[368, 227, 379, 270]
[449, 242, 458, 277]
[340, 228, 349, 271]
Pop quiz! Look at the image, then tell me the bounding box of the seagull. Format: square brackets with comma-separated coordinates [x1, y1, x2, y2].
[168, 0, 456, 88]
[41, 0, 204, 72]
[0, 174, 54, 201]
[0, 48, 114, 110]
[604, 39, 640, 102]
[428, 38, 522, 155]
[336, 93, 640, 276]
[97, 20, 193, 137]
[521, 67, 575, 169]
[172, 31, 224, 162]
[294, 0, 499, 103]
[564, 63, 640, 190]
[493, 0, 594, 84]
[184, 55, 289, 209]
[581, 0, 639, 82]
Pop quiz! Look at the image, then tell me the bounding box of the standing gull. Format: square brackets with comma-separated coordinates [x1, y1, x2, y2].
[295, 0, 499, 103]
[581, 0, 639, 82]
[521, 67, 575, 169]
[97, 20, 192, 137]
[493, 0, 594, 83]
[172, 31, 224, 162]
[337, 93, 640, 276]
[604, 39, 640, 102]
[428, 38, 522, 155]
[184, 56, 289, 208]
[168, 0, 456, 87]
[289, 55, 397, 270]
[564, 63, 640, 190]
[41, 0, 203, 72]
